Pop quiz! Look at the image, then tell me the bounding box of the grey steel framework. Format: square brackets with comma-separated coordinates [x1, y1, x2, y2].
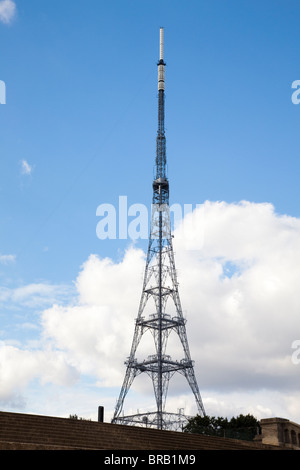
[111, 28, 206, 431]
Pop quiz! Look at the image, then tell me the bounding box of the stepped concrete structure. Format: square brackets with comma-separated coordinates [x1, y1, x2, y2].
[0, 411, 288, 450]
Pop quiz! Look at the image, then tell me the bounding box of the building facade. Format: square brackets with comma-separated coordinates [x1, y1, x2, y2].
[260, 417, 300, 449]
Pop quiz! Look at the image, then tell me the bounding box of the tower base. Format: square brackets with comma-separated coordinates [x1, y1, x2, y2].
[112, 411, 189, 432]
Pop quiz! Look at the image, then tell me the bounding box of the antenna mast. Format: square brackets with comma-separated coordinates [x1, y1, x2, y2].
[112, 28, 205, 431]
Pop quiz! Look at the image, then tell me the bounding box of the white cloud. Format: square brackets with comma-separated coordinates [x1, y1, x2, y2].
[0, 342, 79, 407]
[2, 201, 300, 422]
[41, 248, 145, 386]
[20, 159, 33, 176]
[0, 0, 16, 24]
[173, 202, 300, 398]
[0, 254, 16, 265]
[39, 202, 300, 420]
[0, 282, 74, 309]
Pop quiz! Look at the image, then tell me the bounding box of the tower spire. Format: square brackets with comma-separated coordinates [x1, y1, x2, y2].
[159, 27, 164, 62]
[111, 28, 205, 431]
[156, 27, 167, 182]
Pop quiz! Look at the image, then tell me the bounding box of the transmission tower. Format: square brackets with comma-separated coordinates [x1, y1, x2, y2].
[111, 28, 206, 431]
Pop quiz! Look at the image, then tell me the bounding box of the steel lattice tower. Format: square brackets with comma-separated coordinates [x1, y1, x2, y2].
[111, 28, 206, 431]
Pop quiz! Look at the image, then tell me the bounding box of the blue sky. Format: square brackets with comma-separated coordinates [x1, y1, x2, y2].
[1, 0, 300, 423]
[1, 0, 300, 282]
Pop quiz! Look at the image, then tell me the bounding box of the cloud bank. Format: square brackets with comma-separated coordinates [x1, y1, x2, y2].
[1, 200, 300, 421]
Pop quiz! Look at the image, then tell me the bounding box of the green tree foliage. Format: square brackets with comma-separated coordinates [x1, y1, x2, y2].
[183, 414, 260, 441]
[68, 414, 91, 421]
